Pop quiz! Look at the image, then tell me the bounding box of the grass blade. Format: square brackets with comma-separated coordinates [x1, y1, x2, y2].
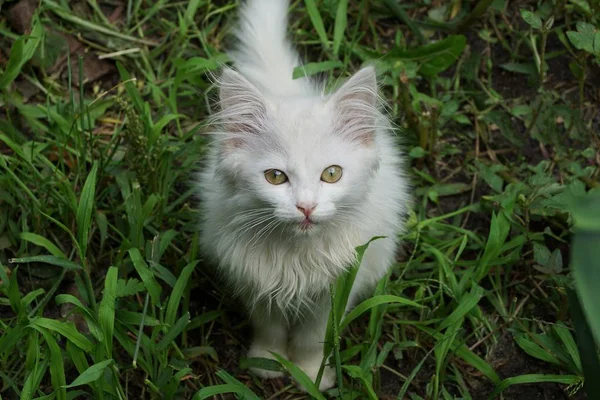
[293, 61, 343, 79]
[29, 318, 93, 352]
[418, 325, 500, 384]
[569, 288, 600, 397]
[128, 248, 162, 305]
[156, 312, 190, 351]
[9, 256, 81, 270]
[19, 233, 66, 258]
[36, 328, 67, 400]
[98, 266, 118, 358]
[76, 162, 98, 259]
[437, 285, 484, 331]
[271, 352, 326, 400]
[193, 370, 261, 399]
[65, 359, 114, 388]
[21, 360, 49, 400]
[165, 261, 198, 326]
[193, 384, 254, 400]
[569, 191, 600, 344]
[304, 0, 330, 49]
[0, 16, 43, 89]
[43, 0, 158, 46]
[214, 370, 262, 400]
[340, 294, 423, 331]
[488, 374, 581, 399]
[333, 0, 348, 55]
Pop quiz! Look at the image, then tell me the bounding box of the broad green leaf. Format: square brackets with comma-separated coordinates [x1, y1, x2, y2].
[20, 233, 66, 258]
[304, 0, 329, 49]
[293, 61, 344, 79]
[165, 261, 198, 326]
[567, 21, 597, 54]
[520, 10, 542, 29]
[533, 242, 551, 266]
[99, 266, 118, 358]
[64, 359, 114, 388]
[76, 162, 98, 259]
[333, 0, 348, 55]
[489, 374, 581, 399]
[272, 352, 326, 400]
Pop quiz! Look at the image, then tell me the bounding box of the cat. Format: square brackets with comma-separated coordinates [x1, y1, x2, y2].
[197, 0, 410, 392]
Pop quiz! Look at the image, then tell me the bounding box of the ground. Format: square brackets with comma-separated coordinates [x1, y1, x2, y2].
[0, 0, 599, 399]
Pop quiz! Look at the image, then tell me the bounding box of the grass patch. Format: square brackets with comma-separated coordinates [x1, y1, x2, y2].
[1, 0, 599, 399]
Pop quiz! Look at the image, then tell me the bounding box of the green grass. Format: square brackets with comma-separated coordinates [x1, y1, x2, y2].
[1, 0, 600, 399]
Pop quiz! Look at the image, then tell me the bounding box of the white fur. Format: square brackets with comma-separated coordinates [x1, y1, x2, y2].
[197, 0, 410, 392]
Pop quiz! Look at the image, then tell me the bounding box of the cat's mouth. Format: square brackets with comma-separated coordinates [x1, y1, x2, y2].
[299, 217, 316, 231]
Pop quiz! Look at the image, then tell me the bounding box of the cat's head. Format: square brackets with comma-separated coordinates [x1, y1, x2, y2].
[213, 67, 383, 235]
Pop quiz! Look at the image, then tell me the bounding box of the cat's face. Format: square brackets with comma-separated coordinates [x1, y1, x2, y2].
[215, 68, 380, 235]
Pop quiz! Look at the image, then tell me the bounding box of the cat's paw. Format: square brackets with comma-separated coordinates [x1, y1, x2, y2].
[247, 344, 287, 379]
[295, 363, 336, 392]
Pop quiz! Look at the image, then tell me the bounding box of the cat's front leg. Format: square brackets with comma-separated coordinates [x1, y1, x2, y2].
[247, 304, 288, 379]
[288, 302, 336, 392]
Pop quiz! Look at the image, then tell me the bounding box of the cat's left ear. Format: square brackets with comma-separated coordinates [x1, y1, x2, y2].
[217, 68, 268, 149]
[329, 66, 379, 144]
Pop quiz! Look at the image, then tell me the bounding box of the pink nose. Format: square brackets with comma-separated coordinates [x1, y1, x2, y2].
[296, 203, 317, 218]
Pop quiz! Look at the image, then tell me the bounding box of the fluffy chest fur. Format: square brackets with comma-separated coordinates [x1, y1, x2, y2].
[198, 128, 407, 314]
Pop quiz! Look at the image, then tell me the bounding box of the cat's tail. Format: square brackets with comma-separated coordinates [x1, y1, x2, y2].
[229, 0, 312, 96]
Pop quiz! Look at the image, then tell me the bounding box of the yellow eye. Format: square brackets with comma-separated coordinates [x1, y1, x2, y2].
[321, 165, 343, 183]
[264, 169, 288, 185]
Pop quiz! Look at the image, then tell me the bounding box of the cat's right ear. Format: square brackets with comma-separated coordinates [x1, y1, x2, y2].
[218, 68, 267, 147]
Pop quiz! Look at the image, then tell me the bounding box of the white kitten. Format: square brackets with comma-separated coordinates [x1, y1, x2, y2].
[197, 0, 410, 391]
